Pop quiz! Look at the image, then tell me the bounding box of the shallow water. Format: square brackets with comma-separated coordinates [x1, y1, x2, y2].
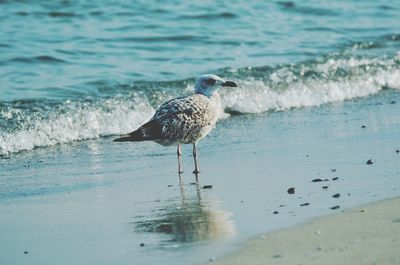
[1, 1, 400, 264]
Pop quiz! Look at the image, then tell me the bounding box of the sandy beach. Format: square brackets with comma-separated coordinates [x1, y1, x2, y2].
[208, 197, 400, 265]
[1, 89, 400, 265]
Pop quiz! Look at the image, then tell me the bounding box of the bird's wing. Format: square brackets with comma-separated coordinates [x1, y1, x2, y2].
[141, 94, 214, 141]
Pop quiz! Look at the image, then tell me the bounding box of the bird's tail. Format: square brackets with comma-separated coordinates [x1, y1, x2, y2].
[113, 129, 145, 142]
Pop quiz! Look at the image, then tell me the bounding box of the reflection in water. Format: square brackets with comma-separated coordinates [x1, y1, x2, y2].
[133, 176, 235, 244]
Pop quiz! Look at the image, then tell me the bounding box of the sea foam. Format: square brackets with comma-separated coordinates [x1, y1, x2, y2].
[1, 54, 399, 155]
[0, 98, 154, 155]
[221, 55, 400, 113]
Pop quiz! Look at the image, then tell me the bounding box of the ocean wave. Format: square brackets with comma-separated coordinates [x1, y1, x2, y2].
[221, 54, 400, 113]
[0, 97, 154, 156]
[1, 54, 399, 155]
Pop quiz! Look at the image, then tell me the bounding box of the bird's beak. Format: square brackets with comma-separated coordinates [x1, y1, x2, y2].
[221, 80, 237, 87]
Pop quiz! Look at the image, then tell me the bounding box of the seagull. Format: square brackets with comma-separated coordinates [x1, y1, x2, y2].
[114, 74, 237, 174]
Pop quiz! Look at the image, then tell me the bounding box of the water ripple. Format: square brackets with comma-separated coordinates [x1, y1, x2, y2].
[9, 55, 68, 64]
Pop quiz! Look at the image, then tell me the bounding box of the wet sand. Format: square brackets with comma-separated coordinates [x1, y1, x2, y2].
[1, 91, 400, 265]
[209, 197, 400, 265]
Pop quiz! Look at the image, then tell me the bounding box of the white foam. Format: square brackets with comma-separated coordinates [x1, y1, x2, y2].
[221, 56, 400, 113]
[0, 97, 154, 155]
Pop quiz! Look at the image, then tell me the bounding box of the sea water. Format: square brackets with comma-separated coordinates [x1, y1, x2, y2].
[1, 1, 400, 265]
[1, 0, 399, 155]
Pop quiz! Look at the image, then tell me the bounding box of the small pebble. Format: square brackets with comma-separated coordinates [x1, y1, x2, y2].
[140, 243, 145, 247]
[203, 185, 212, 189]
[167, 184, 173, 187]
[312, 178, 323, 182]
[361, 125, 366, 128]
[300, 202, 310, 207]
[272, 254, 283, 258]
[366, 159, 374, 165]
[396, 150, 399, 154]
[390, 100, 396, 104]
[360, 209, 366, 213]
[287, 187, 295, 194]
[273, 211, 279, 215]
[209, 257, 216, 262]
[23, 251, 29, 255]
[332, 177, 339, 181]
[330, 205, 340, 210]
[240, 200, 244, 203]
[322, 186, 329, 189]
[189, 182, 196, 185]
[332, 193, 341, 198]
[331, 169, 337, 172]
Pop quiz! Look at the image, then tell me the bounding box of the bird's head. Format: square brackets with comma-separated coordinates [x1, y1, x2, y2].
[194, 74, 237, 97]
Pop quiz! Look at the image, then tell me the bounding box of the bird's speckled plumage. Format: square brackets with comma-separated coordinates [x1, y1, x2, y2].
[114, 74, 237, 173]
[149, 93, 221, 145]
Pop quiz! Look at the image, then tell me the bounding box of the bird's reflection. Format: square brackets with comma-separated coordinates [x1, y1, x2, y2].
[133, 174, 235, 244]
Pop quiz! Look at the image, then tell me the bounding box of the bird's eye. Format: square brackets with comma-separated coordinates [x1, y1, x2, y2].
[205, 78, 216, 86]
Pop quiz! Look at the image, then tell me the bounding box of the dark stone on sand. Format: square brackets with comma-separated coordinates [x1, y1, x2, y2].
[361, 125, 366, 128]
[272, 254, 283, 258]
[332, 193, 341, 198]
[189, 182, 196, 185]
[140, 243, 145, 247]
[287, 187, 295, 194]
[396, 149, 400, 154]
[330, 205, 340, 210]
[366, 159, 374, 165]
[322, 186, 329, 189]
[390, 100, 396, 104]
[203, 185, 212, 189]
[167, 184, 173, 187]
[23, 251, 29, 255]
[312, 178, 323, 182]
[332, 177, 339, 181]
[273, 211, 279, 215]
[331, 169, 337, 172]
[300, 203, 310, 207]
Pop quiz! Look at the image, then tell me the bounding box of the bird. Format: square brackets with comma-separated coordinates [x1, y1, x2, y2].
[113, 74, 237, 174]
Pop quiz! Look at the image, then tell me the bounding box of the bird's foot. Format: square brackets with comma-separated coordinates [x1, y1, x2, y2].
[178, 170, 184, 174]
[192, 169, 200, 174]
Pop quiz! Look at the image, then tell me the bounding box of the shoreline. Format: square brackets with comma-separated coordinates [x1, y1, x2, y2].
[207, 196, 400, 265]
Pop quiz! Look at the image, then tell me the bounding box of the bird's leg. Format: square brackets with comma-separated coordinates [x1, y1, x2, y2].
[192, 143, 200, 174]
[177, 145, 183, 173]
